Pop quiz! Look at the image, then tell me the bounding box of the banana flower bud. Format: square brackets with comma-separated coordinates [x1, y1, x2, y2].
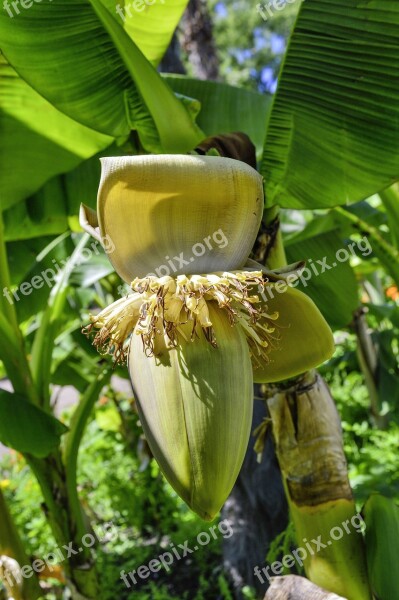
[81, 155, 334, 520]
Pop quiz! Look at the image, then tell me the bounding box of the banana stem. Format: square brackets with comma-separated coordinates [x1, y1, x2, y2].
[0, 215, 18, 332]
[258, 206, 371, 598]
[27, 453, 99, 599]
[379, 183, 399, 249]
[264, 219, 287, 270]
[267, 372, 372, 600]
[0, 488, 42, 599]
[253, 204, 287, 269]
[63, 369, 111, 543]
[0, 215, 38, 404]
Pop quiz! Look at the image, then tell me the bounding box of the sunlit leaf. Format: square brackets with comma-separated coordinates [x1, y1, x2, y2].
[101, 0, 189, 65]
[261, 0, 399, 209]
[0, 56, 112, 211]
[0, 0, 202, 150]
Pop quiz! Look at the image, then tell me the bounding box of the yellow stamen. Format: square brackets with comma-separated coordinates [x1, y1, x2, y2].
[84, 271, 280, 363]
[83, 293, 142, 362]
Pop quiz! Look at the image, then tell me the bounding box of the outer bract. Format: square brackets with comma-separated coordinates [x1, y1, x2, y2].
[98, 154, 264, 282]
[251, 286, 335, 383]
[128, 304, 253, 520]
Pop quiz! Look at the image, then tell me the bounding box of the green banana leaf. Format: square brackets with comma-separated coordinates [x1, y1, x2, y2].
[64, 142, 134, 221]
[101, 0, 188, 65]
[379, 184, 399, 250]
[284, 202, 387, 246]
[364, 494, 399, 600]
[0, 56, 112, 212]
[0, 390, 68, 457]
[4, 178, 69, 242]
[6, 236, 71, 288]
[165, 76, 273, 157]
[28, 234, 107, 406]
[285, 231, 359, 329]
[6, 234, 74, 323]
[0, 0, 202, 150]
[261, 0, 399, 209]
[3, 139, 132, 242]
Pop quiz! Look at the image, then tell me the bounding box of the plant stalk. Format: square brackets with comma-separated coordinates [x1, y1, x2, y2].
[260, 206, 371, 598]
[0, 215, 38, 404]
[379, 183, 399, 249]
[0, 213, 19, 333]
[353, 308, 387, 429]
[0, 488, 42, 599]
[63, 369, 111, 543]
[267, 372, 372, 600]
[27, 452, 99, 600]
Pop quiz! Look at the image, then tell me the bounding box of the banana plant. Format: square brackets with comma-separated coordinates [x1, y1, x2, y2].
[0, 2, 203, 597]
[256, 1, 399, 597]
[0, 26, 274, 600]
[0, 0, 399, 599]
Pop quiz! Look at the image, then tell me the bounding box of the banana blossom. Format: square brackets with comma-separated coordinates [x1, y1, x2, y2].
[81, 155, 334, 520]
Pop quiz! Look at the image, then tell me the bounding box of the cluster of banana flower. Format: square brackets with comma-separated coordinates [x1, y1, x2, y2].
[81, 154, 334, 521]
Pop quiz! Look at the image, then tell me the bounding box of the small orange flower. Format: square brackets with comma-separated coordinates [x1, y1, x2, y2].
[386, 285, 399, 301]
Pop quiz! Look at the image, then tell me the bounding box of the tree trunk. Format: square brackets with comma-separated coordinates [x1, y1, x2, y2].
[222, 393, 288, 599]
[180, 0, 220, 80]
[159, 32, 186, 74]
